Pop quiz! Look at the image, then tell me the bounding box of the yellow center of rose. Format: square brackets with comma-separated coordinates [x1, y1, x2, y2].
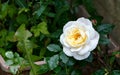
[66, 27, 87, 47]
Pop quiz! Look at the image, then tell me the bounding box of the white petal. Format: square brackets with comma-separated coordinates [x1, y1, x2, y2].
[85, 31, 90, 44]
[77, 17, 97, 39]
[88, 31, 100, 51]
[84, 25, 96, 39]
[89, 28, 96, 39]
[78, 45, 90, 55]
[64, 21, 83, 33]
[70, 47, 82, 52]
[63, 21, 74, 32]
[60, 34, 70, 48]
[77, 17, 92, 27]
[73, 52, 90, 60]
[63, 47, 73, 56]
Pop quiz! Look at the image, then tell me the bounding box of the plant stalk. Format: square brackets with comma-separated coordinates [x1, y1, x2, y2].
[24, 40, 37, 75]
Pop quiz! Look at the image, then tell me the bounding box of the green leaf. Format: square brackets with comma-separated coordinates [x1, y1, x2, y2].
[0, 48, 5, 57]
[39, 48, 46, 59]
[8, 5, 17, 18]
[37, 64, 49, 74]
[57, 70, 66, 75]
[31, 22, 49, 37]
[51, 29, 62, 38]
[67, 58, 76, 66]
[0, 2, 8, 19]
[53, 5, 69, 26]
[33, 5, 47, 18]
[17, 40, 36, 54]
[16, 14, 28, 24]
[97, 24, 114, 34]
[48, 54, 59, 70]
[60, 52, 69, 64]
[47, 44, 61, 52]
[38, 22, 49, 35]
[18, 8, 29, 14]
[99, 35, 110, 45]
[54, 66, 61, 73]
[30, 55, 41, 62]
[14, 57, 25, 65]
[71, 70, 82, 75]
[110, 56, 115, 65]
[5, 51, 14, 59]
[14, 24, 32, 41]
[5, 60, 14, 66]
[15, 0, 27, 8]
[45, 12, 55, 18]
[0, 29, 7, 37]
[14, 52, 20, 57]
[111, 70, 120, 75]
[92, 69, 105, 75]
[0, 29, 7, 47]
[17, 41, 25, 53]
[24, 40, 37, 51]
[84, 54, 93, 62]
[6, 31, 15, 42]
[29, 64, 47, 75]
[9, 65, 19, 75]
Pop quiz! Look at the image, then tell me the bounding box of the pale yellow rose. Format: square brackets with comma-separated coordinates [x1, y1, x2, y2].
[60, 17, 99, 60]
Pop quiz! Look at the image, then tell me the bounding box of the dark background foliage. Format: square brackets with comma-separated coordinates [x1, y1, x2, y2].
[0, 0, 119, 75]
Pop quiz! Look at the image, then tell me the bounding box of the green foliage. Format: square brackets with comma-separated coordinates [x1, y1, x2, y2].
[37, 64, 49, 74]
[60, 52, 69, 64]
[111, 70, 120, 75]
[97, 24, 114, 35]
[0, 48, 6, 58]
[0, 2, 8, 20]
[99, 35, 110, 45]
[31, 22, 49, 37]
[53, 66, 61, 73]
[5, 51, 14, 59]
[84, 54, 93, 62]
[0, 0, 116, 75]
[15, 0, 28, 8]
[47, 54, 59, 70]
[71, 70, 82, 75]
[16, 14, 28, 24]
[5, 51, 27, 75]
[92, 69, 105, 75]
[47, 44, 61, 52]
[9, 65, 19, 75]
[14, 24, 32, 41]
[34, 4, 47, 18]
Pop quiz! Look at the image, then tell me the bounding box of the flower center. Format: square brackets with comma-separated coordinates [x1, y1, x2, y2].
[66, 27, 87, 47]
[73, 32, 81, 40]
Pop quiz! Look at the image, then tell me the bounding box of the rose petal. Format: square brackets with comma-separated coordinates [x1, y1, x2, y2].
[88, 31, 99, 51]
[85, 31, 90, 44]
[73, 52, 90, 60]
[63, 21, 74, 32]
[88, 27, 96, 39]
[77, 17, 92, 27]
[77, 17, 97, 39]
[63, 47, 73, 56]
[78, 45, 90, 55]
[70, 47, 82, 52]
[60, 34, 70, 48]
[64, 21, 85, 33]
